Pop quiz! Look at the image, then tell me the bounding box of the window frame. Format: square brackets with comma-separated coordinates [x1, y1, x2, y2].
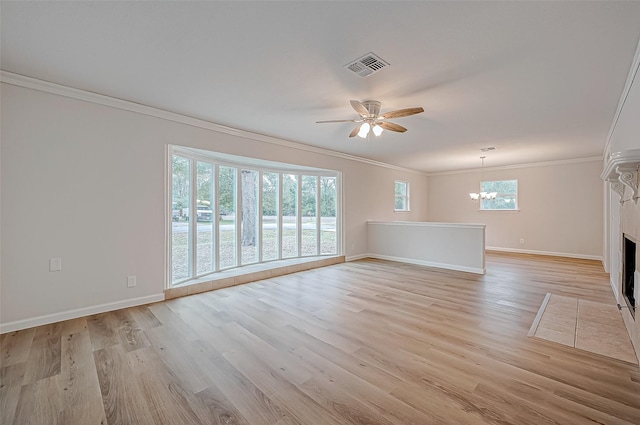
[168, 145, 342, 287]
[394, 180, 410, 212]
[479, 179, 519, 211]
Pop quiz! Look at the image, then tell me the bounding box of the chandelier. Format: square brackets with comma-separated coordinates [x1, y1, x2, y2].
[469, 156, 497, 200]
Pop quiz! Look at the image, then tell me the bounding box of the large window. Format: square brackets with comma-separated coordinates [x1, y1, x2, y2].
[169, 147, 341, 286]
[480, 180, 518, 210]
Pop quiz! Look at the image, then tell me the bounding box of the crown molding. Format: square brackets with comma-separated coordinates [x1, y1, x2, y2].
[427, 156, 603, 176]
[0, 70, 426, 176]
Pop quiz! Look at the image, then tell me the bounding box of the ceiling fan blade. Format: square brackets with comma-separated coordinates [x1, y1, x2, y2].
[380, 107, 424, 119]
[316, 119, 361, 123]
[378, 121, 407, 133]
[350, 100, 370, 117]
[348, 124, 361, 138]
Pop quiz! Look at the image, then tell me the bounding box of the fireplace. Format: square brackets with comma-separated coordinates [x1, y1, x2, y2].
[623, 234, 636, 318]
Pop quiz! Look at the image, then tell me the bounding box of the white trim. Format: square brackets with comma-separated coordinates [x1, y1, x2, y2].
[428, 156, 602, 177]
[478, 209, 521, 213]
[486, 246, 603, 261]
[603, 36, 640, 158]
[601, 148, 640, 181]
[610, 277, 620, 304]
[368, 221, 485, 229]
[0, 71, 426, 176]
[528, 292, 552, 337]
[365, 253, 486, 275]
[345, 253, 369, 262]
[0, 294, 165, 334]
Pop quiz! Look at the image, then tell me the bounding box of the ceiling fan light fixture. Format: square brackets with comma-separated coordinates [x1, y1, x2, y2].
[316, 100, 424, 138]
[358, 122, 371, 138]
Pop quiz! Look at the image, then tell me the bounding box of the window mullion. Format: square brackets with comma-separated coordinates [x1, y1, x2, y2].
[278, 173, 283, 260]
[236, 168, 242, 266]
[214, 163, 220, 272]
[316, 177, 321, 255]
[190, 159, 197, 279]
[258, 171, 263, 263]
[297, 174, 302, 257]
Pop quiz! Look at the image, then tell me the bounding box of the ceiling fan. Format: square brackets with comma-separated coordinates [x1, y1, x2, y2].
[316, 100, 424, 138]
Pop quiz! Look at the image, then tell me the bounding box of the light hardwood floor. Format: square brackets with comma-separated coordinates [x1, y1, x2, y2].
[2, 252, 639, 425]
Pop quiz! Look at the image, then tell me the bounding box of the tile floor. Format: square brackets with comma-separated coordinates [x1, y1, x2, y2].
[532, 293, 638, 365]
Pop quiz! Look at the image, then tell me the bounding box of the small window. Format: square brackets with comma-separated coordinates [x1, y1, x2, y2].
[394, 181, 410, 211]
[480, 180, 518, 210]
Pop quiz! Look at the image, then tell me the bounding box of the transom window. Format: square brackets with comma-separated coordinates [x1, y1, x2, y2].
[480, 180, 518, 210]
[170, 146, 341, 286]
[395, 181, 410, 211]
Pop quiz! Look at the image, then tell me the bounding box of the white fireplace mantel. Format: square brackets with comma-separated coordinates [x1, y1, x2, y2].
[602, 149, 640, 203]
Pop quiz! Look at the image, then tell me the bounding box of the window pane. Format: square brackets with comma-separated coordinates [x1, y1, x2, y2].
[171, 156, 191, 283]
[301, 175, 318, 256]
[481, 180, 518, 210]
[196, 162, 214, 275]
[320, 176, 337, 255]
[395, 181, 408, 210]
[262, 172, 279, 261]
[282, 174, 298, 258]
[241, 169, 259, 265]
[219, 166, 237, 269]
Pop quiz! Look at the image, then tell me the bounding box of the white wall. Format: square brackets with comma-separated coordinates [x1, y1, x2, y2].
[427, 159, 604, 259]
[0, 81, 428, 330]
[367, 221, 485, 274]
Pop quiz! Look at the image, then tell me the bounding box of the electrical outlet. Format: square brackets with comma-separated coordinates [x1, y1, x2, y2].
[127, 276, 137, 288]
[49, 257, 62, 272]
[520, 239, 525, 244]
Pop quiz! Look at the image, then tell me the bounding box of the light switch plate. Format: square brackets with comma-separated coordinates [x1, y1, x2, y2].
[127, 276, 137, 288]
[49, 258, 62, 272]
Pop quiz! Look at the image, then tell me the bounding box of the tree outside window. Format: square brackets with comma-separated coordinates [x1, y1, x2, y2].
[480, 180, 518, 210]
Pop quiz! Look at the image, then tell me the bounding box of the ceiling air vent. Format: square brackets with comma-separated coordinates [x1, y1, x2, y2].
[345, 52, 389, 77]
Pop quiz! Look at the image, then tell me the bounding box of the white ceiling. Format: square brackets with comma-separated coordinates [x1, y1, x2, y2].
[2, 1, 639, 172]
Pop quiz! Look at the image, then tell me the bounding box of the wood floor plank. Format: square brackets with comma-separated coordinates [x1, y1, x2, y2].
[291, 345, 448, 425]
[22, 322, 62, 385]
[195, 384, 252, 425]
[59, 327, 104, 413]
[93, 344, 155, 425]
[190, 339, 292, 425]
[1, 328, 35, 367]
[1, 252, 639, 424]
[0, 362, 26, 425]
[13, 375, 63, 425]
[128, 346, 212, 425]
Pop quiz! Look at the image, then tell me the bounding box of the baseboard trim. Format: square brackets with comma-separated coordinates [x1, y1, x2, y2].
[485, 246, 603, 262]
[610, 278, 620, 303]
[0, 294, 165, 334]
[345, 254, 370, 262]
[363, 253, 485, 275]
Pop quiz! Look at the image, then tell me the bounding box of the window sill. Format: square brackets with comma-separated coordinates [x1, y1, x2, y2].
[166, 255, 345, 299]
[478, 209, 520, 212]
